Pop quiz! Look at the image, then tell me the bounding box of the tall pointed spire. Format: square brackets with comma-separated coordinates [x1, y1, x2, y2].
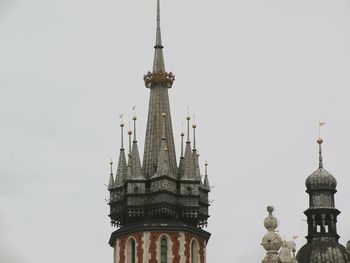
[142, 0, 177, 178]
[153, 0, 165, 73]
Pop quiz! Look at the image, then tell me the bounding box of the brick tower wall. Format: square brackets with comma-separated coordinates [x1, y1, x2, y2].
[112, 231, 207, 263]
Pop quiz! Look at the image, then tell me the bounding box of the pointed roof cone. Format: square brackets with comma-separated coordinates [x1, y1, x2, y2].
[115, 123, 127, 186]
[115, 149, 127, 186]
[126, 128, 133, 179]
[153, 0, 165, 73]
[204, 161, 210, 189]
[130, 115, 143, 179]
[108, 160, 115, 190]
[183, 115, 196, 180]
[155, 113, 173, 177]
[178, 131, 185, 178]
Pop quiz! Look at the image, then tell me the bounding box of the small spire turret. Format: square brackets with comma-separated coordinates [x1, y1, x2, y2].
[108, 159, 114, 189]
[178, 128, 185, 178]
[130, 114, 143, 179]
[204, 161, 210, 189]
[183, 115, 196, 180]
[115, 120, 128, 186]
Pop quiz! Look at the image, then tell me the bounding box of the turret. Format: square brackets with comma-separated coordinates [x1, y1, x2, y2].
[296, 128, 350, 263]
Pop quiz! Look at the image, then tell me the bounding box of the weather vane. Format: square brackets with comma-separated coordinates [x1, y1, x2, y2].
[132, 105, 136, 118]
[318, 122, 326, 139]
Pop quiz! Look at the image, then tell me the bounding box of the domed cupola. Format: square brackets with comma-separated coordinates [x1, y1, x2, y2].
[296, 133, 350, 263]
[305, 138, 337, 191]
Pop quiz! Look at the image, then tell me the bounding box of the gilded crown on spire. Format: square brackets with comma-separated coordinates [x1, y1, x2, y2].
[144, 71, 175, 88]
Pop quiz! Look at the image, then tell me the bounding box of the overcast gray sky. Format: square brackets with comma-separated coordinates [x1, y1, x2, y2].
[1, 0, 350, 262]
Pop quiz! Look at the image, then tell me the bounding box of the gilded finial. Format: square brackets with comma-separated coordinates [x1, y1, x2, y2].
[180, 122, 185, 158]
[132, 106, 137, 141]
[128, 122, 132, 156]
[186, 108, 191, 143]
[192, 114, 197, 150]
[119, 114, 125, 149]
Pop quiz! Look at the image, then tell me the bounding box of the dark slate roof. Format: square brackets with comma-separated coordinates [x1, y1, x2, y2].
[306, 168, 337, 190]
[297, 241, 350, 263]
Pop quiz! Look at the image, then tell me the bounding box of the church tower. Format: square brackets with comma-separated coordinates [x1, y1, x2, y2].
[107, 1, 211, 263]
[296, 136, 350, 263]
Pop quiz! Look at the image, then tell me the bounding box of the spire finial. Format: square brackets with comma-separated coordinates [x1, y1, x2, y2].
[132, 106, 137, 142]
[192, 114, 197, 150]
[157, 0, 160, 29]
[128, 122, 132, 156]
[153, 0, 165, 72]
[205, 161, 208, 176]
[181, 123, 185, 158]
[110, 159, 113, 176]
[317, 122, 326, 169]
[186, 107, 191, 143]
[119, 114, 125, 149]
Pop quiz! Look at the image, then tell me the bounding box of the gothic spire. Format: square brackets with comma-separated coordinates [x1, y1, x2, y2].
[204, 161, 210, 189]
[178, 130, 185, 178]
[153, 0, 165, 72]
[115, 123, 127, 186]
[130, 115, 143, 179]
[108, 159, 114, 190]
[142, 0, 177, 178]
[183, 115, 196, 180]
[127, 127, 132, 179]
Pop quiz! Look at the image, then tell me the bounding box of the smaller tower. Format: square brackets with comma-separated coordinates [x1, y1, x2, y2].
[261, 206, 282, 263]
[296, 136, 350, 263]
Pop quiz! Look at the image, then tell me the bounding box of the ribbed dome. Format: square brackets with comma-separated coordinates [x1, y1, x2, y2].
[306, 168, 337, 190]
[297, 241, 350, 263]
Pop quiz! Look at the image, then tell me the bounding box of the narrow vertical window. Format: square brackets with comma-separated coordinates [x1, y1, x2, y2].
[160, 238, 168, 263]
[131, 239, 136, 263]
[127, 239, 136, 263]
[191, 239, 199, 263]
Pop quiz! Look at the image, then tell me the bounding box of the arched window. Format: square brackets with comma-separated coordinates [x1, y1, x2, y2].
[127, 238, 136, 263]
[191, 239, 199, 263]
[160, 237, 168, 263]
